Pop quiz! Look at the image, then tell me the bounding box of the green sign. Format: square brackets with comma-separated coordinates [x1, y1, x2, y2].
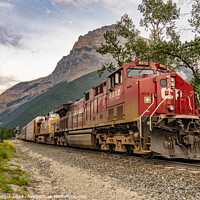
[144, 97, 151, 103]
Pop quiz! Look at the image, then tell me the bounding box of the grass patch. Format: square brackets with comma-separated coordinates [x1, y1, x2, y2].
[0, 142, 15, 161]
[0, 141, 30, 195]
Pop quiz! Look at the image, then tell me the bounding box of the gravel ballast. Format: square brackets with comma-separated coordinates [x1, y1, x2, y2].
[8, 140, 200, 200]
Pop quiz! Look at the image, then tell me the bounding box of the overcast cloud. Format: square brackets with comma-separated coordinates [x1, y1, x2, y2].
[0, 74, 19, 94]
[0, 2, 13, 8]
[0, 24, 23, 48]
[52, 0, 140, 15]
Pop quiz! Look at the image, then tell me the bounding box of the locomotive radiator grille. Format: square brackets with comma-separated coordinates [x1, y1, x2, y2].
[108, 108, 114, 121]
[117, 106, 123, 120]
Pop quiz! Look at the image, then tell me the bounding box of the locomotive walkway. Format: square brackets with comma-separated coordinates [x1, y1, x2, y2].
[9, 140, 200, 200]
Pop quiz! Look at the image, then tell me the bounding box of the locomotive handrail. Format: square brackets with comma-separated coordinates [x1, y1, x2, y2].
[175, 89, 195, 111]
[150, 88, 171, 131]
[194, 92, 200, 104]
[139, 94, 155, 139]
[182, 91, 195, 111]
[188, 97, 192, 110]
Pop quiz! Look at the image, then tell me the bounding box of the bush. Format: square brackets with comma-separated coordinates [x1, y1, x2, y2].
[0, 142, 15, 162]
[0, 151, 8, 159]
[0, 141, 30, 194]
[0, 127, 15, 143]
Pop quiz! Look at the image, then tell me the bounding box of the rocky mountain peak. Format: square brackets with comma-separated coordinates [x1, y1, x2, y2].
[51, 24, 115, 79]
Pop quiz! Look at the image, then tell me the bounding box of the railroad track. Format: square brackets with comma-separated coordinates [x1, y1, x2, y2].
[76, 148, 200, 171]
[20, 140, 200, 171]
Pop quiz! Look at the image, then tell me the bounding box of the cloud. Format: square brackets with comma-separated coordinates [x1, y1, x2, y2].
[52, 0, 139, 15]
[45, 7, 51, 14]
[101, 0, 140, 15]
[52, 0, 98, 7]
[0, 24, 23, 48]
[0, 75, 18, 85]
[0, 74, 19, 94]
[0, 2, 13, 9]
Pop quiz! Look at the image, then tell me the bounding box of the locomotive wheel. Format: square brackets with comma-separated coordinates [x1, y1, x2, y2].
[54, 139, 57, 146]
[141, 152, 154, 159]
[108, 144, 115, 153]
[134, 142, 141, 151]
[122, 146, 133, 156]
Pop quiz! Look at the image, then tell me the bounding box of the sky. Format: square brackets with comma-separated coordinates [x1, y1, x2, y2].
[0, 0, 194, 94]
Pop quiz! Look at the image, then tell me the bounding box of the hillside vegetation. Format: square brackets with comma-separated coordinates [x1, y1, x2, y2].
[6, 71, 107, 129]
[0, 127, 15, 142]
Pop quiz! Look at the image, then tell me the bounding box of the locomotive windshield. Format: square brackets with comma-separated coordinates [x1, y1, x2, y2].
[127, 68, 154, 77]
[156, 70, 168, 75]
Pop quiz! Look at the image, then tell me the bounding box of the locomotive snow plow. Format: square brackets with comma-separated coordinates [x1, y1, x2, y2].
[151, 117, 200, 160]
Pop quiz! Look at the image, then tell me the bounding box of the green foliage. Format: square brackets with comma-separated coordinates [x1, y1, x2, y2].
[138, 0, 180, 41]
[137, 0, 200, 81]
[0, 128, 15, 143]
[189, 0, 200, 33]
[148, 35, 200, 83]
[0, 142, 15, 162]
[0, 151, 9, 159]
[7, 174, 29, 186]
[96, 14, 140, 76]
[136, 0, 181, 65]
[0, 142, 30, 194]
[97, 63, 115, 78]
[190, 78, 200, 106]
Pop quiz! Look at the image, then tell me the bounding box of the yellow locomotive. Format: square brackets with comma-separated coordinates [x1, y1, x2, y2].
[35, 112, 60, 144]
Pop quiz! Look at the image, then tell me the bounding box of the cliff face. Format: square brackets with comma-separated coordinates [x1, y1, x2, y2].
[0, 25, 115, 125]
[49, 25, 115, 82]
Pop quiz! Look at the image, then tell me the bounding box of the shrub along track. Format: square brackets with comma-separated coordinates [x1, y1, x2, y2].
[0, 141, 30, 197]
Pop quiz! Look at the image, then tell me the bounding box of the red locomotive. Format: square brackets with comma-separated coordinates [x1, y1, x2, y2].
[22, 60, 200, 160]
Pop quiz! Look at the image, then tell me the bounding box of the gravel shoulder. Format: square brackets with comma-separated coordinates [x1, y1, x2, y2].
[8, 140, 200, 200]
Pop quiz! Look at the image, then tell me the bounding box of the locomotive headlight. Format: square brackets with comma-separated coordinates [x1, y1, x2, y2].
[171, 77, 175, 88]
[168, 105, 175, 111]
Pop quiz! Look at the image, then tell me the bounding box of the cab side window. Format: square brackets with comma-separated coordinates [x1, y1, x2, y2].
[160, 79, 167, 87]
[85, 92, 89, 101]
[95, 83, 105, 96]
[108, 70, 123, 89]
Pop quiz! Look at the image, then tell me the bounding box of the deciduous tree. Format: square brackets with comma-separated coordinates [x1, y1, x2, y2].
[138, 0, 180, 41]
[96, 14, 140, 77]
[189, 0, 200, 33]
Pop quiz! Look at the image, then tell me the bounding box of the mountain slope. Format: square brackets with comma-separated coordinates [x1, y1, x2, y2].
[6, 71, 108, 128]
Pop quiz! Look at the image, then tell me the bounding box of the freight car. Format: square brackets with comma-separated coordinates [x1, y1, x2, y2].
[21, 60, 200, 160]
[20, 116, 45, 141]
